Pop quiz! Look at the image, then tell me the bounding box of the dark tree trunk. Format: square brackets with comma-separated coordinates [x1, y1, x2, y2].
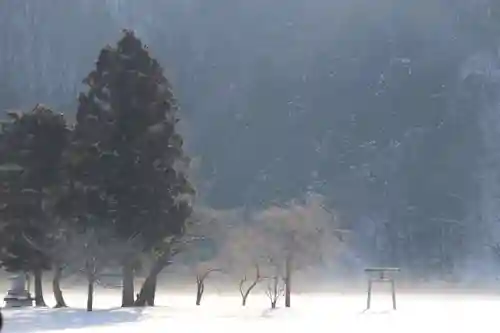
[135, 258, 165, 307]
[52, 265, 66, 308]
[87, 279, 94, 312]
[195, 280, 204, 306]
[33, 268, 46, 307]
[135, 274, 158, 306]
[147, 277, 157, 306]
[285, 254, 292, 308]
[121, 263, 135, 307]
[194, 269, 219, 306]
[241, 282, 258, 306]
[267, 274, 281, 309]
[240, 274, 260, 307]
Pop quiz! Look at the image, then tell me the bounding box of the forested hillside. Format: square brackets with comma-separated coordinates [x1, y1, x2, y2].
[1, 0, 500, 278]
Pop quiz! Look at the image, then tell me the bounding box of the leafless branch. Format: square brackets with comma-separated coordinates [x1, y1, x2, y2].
[264, 274, 285, 309]
[197, 268, 222, 283]
[238, 263, 262, 306]
[195, 267, 222, 306]
[21, 232, 49, 254]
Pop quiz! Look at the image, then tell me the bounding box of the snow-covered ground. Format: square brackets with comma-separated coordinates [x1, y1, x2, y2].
[3, 291, 499, 333]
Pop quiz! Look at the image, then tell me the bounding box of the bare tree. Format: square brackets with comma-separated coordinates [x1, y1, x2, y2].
[134, 207, 231, 307]
[67, 228, 141, 312]
[195, 265, 222, 306]
[177, 209, 232, 306]
[253, 193, 346, 308]
[134, 229, 215, 307]
[77, 229, 108, 312]
[222, 226, 266, 306]
[22, 221, 133, 310]
[239, 263, 262, 306]
[265, 261, 285, 309]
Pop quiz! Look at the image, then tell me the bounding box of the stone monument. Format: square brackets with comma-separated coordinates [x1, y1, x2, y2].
[4, 273, 33, 307]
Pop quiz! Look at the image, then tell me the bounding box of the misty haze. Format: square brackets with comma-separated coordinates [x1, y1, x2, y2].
[1, 0, 500, 332]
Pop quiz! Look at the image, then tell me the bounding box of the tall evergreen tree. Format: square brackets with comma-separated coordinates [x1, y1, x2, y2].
[74, 30, 194, 307]
[0, 105, 69, 306]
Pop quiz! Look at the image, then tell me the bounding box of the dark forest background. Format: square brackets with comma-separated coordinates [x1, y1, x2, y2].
[1, 0, 500, 281]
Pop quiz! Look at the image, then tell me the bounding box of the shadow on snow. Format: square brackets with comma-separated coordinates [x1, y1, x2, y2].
[3, 307, 146, 332]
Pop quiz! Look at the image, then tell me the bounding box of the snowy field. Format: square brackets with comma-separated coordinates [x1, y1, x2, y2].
[3, 290, 499, 333]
